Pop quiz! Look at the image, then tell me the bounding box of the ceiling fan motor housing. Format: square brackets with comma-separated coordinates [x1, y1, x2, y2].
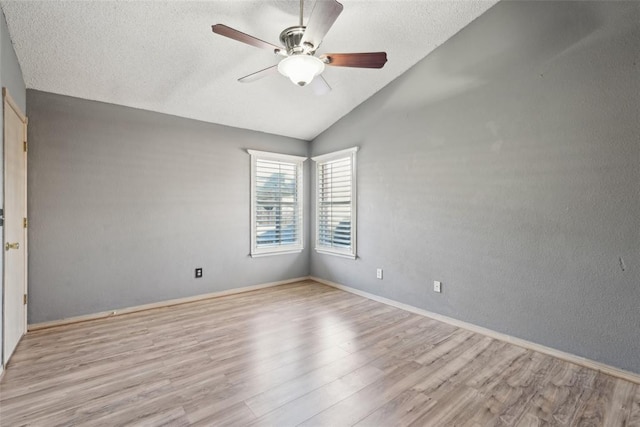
[279, 26, 315, 55]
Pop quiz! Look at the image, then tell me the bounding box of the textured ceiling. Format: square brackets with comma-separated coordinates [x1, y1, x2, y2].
[1, 0, 498, 140]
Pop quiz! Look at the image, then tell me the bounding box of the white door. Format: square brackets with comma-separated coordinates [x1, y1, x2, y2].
[3, 88, 27, 366]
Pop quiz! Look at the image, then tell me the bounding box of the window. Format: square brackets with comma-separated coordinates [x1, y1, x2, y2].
[248, 150, 305, 257]
[312, 147, 358, 259]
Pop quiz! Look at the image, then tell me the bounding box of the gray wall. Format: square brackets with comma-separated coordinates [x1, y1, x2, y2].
[0, 8, 26, 366]
[310, 1, 640, 374]
[27, 90, 310, 323]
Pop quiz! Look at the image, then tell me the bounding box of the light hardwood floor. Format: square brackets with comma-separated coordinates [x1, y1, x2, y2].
[1, 281, 638, 426]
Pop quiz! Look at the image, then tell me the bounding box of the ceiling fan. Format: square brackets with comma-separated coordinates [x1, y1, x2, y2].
[212, 0, 387, 94]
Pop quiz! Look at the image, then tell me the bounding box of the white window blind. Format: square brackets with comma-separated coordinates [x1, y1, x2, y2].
[312, 147, 357, 258]
[248, 150, 305, 257]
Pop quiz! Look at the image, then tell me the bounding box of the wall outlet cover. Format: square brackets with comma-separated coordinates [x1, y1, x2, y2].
[434, 280, 441, 293]
[195, 268, 203, 278]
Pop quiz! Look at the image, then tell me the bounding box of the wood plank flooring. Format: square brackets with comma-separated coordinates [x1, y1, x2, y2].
[1, 280, 638, 426]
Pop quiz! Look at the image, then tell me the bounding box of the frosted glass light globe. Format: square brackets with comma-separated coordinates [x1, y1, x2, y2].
[278, 55, 325, 87]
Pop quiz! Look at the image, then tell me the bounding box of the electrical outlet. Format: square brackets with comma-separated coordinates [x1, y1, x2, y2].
[376, 268, 383, 279]
[195, 268, 203, 278]
[433, 280, 441, 293]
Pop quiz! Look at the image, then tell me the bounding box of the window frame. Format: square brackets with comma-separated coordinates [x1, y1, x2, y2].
[312, 147, 358, 259]
[248, 149, 306, 257]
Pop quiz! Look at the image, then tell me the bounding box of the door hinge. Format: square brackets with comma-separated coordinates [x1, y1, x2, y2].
[23, 140, 27, 152]
[24, 217, 28, 228]
[23, 294, 27, 305]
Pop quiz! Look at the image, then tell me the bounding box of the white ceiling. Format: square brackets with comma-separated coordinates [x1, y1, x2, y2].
[1, 0, 498, 140]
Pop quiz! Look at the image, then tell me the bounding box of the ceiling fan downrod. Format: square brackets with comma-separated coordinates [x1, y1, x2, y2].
[299, 0, 303, 27]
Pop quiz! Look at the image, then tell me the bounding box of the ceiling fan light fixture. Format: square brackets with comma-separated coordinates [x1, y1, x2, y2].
[277, 55, 325, 87]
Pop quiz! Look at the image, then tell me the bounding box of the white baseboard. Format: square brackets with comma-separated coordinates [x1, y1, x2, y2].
[310, 276, 640, 385]
[28, 276, 311, 331]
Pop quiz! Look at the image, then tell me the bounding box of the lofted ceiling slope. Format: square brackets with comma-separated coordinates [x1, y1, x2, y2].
[1, 0, 498, 140]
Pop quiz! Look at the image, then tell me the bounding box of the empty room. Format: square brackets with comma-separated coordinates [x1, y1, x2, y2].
[0, 0, 638, 425]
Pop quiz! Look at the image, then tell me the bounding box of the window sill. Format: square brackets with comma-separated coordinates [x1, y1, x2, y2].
[250, 249, 304, 258]
[314, 248, 356, 260]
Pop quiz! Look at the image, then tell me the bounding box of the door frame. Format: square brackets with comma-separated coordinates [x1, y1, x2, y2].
[2, 87, 28, 370]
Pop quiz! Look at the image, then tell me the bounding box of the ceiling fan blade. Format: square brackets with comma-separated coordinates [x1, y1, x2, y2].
[301, 0, 344, 50]
[212, 24, 284, 55]
[310, 75, 331, 95]
[238, 65, 279, 83]
[320, 52, 388, 68]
